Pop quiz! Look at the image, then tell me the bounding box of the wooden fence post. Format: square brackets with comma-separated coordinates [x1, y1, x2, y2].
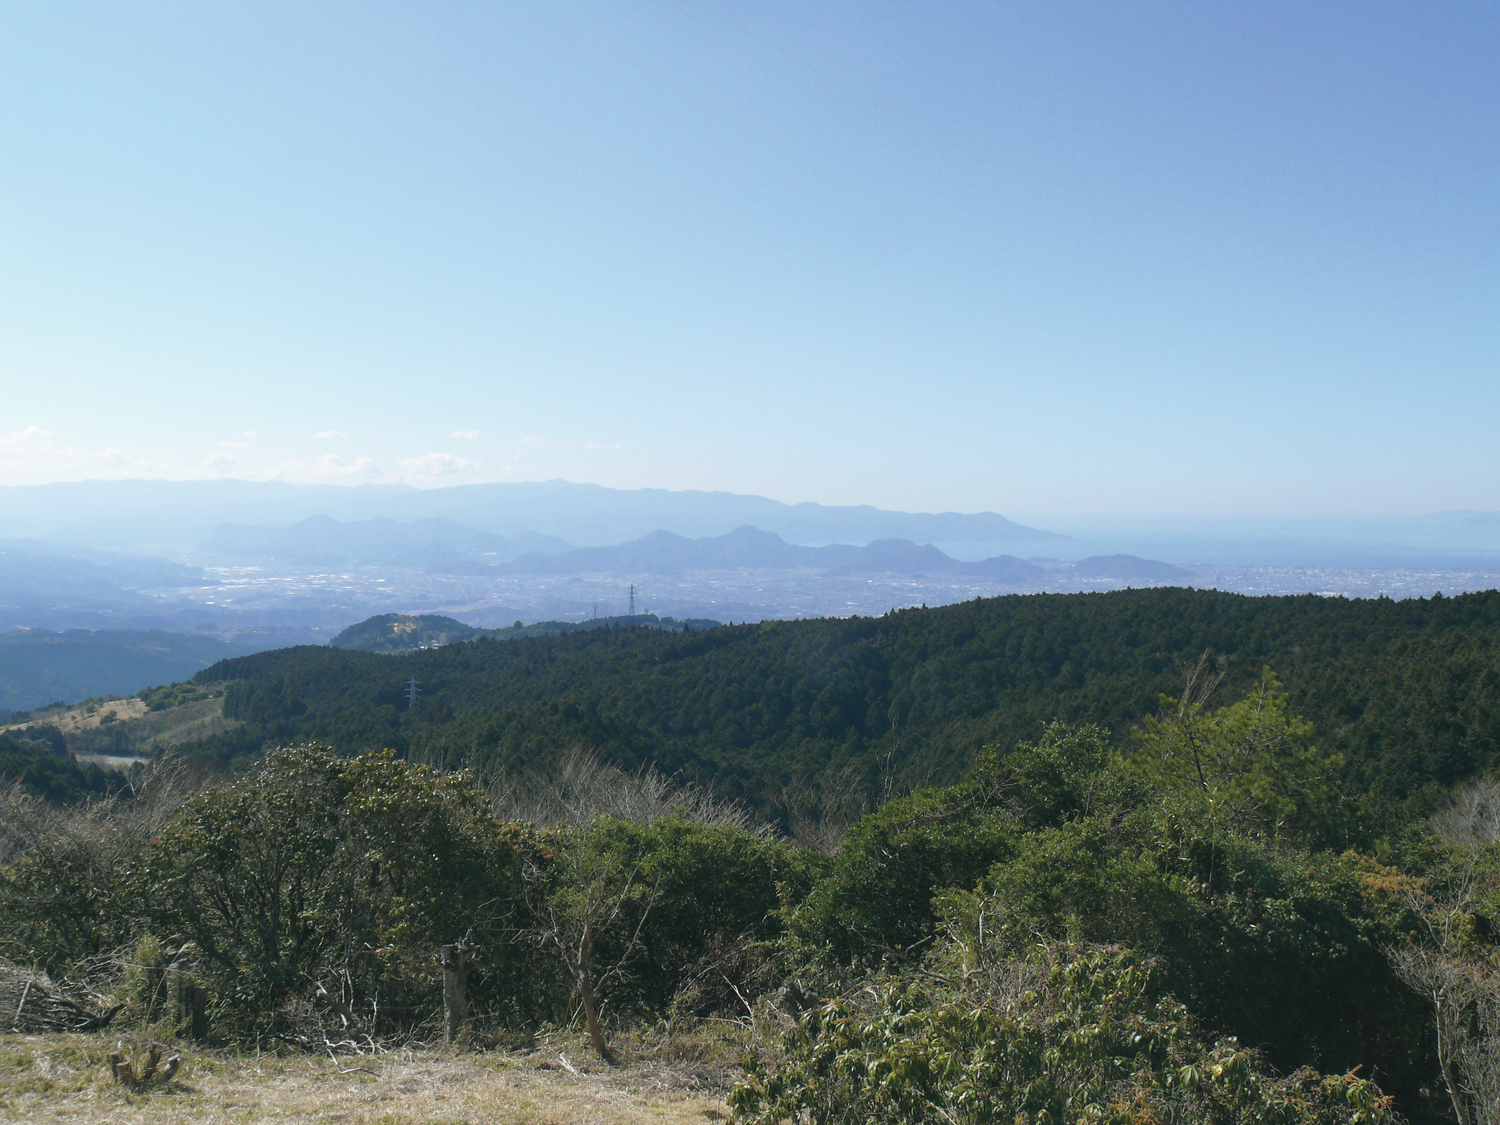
[166, 943, 207, 1041]
[438, 936, 476, 1045]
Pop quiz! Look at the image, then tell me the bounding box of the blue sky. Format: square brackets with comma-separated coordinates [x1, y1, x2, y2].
[0, 1, 1495, 516]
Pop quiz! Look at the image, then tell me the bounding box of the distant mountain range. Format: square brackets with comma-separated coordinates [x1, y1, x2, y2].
[296, 523, 1192, 584]
[0, 478, 1064, 552]
[195, 516, 1058, 577]
[0, 541, 212, 633]
[478, 526, 1050, 579]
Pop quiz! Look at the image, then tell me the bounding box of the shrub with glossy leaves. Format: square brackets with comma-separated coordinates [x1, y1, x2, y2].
[731, 944, 1393, 1125]
[784, 723, 1137, 968]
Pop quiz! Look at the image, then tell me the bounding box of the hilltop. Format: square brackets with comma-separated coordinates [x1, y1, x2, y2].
[331, 611, 726, 654]
[330, 613, 482, 653]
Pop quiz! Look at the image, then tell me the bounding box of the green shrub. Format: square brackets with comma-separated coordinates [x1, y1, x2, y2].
[135, 744, 543, 1039]
[731, 944, 1394, 1125]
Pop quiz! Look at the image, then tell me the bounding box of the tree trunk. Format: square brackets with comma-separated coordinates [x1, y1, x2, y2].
[576, 972, 614, 1064]
[1438, 998, 1475, 1125]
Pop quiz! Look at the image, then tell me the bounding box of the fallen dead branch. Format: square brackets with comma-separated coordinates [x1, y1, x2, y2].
[1, 960, 120, 1033]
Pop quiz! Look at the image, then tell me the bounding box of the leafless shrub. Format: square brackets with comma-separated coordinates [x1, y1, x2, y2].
[1386, 797, 1500, 1125]
[778, 763, 870, 855]
[668, 932, 779, 1023]
[778, 749, 922, 855]
[522, 828, 658, 1064]
[487, 748, 771, 836]
[1389, 941, 1500, 1125]
[0, 758, 203, 974]
[0, 756, 200, 868]
[1432, 778, 1500, 848]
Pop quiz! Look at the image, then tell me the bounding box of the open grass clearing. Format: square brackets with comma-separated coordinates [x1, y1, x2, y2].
[5, 698, 148, 736]
[0, 1030, 737, 1124]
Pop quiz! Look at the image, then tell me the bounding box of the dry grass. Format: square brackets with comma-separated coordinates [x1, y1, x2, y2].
[0, 1031, 738, 1124]
[4, 698, 149, 737]
[4, 695, 243, 765]
[97, 695, 241, 754]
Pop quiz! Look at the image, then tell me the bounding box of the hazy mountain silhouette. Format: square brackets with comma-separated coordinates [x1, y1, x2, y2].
[0, 478, 1064, 551]
[1072, 554, 1196, 581]
[495, 526, 1050, 579]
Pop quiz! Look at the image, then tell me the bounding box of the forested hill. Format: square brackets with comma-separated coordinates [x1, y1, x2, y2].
[192, 588, 1500, 831]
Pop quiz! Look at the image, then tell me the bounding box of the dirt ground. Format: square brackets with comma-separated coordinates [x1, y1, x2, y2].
[0, 1032, 739, 1124]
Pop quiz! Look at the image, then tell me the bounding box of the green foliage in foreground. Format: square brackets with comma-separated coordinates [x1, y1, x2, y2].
[1, 743, 820, 1042]
[136, 745, 537, 1037]
[1130, 665, 1343, 840]
[6, 666, 1499, 1121]
[785, 713, 1430, 1100]
[562, 817, 824, 1015]
[732, 944, 1394, 1125]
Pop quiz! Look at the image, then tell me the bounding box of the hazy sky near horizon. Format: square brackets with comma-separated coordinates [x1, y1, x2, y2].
[1, 2, 1496, 517]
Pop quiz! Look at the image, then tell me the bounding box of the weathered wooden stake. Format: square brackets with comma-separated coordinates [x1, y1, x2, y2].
[438, 938, 475, 1045]
[166, 944, 208, 1041]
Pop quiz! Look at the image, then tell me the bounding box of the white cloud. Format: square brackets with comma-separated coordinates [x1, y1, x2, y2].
[204, 451, 240, 473]
[242, 431, 257, 438]
[451, 429, 479, 440]
[0, 426, 169, 482]
[396, 452, 479, 483]
[312, 430, 346, 439]
[0, 427, 88, 475]
[0, 425, 54, 447]
[261, 453, 385, 485]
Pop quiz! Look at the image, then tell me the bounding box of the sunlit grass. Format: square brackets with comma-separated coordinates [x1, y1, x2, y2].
[0, 1029, 736, 1124]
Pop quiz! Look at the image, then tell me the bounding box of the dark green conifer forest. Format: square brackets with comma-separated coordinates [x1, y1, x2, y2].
[196, 588, 1500, 841]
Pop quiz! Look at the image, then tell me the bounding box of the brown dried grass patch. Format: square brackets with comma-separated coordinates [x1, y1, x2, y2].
[0, 1031, 735, 1124]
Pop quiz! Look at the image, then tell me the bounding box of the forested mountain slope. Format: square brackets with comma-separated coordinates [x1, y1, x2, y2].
[192, 588, 1500, 832]
[0, 628, 258, 713]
